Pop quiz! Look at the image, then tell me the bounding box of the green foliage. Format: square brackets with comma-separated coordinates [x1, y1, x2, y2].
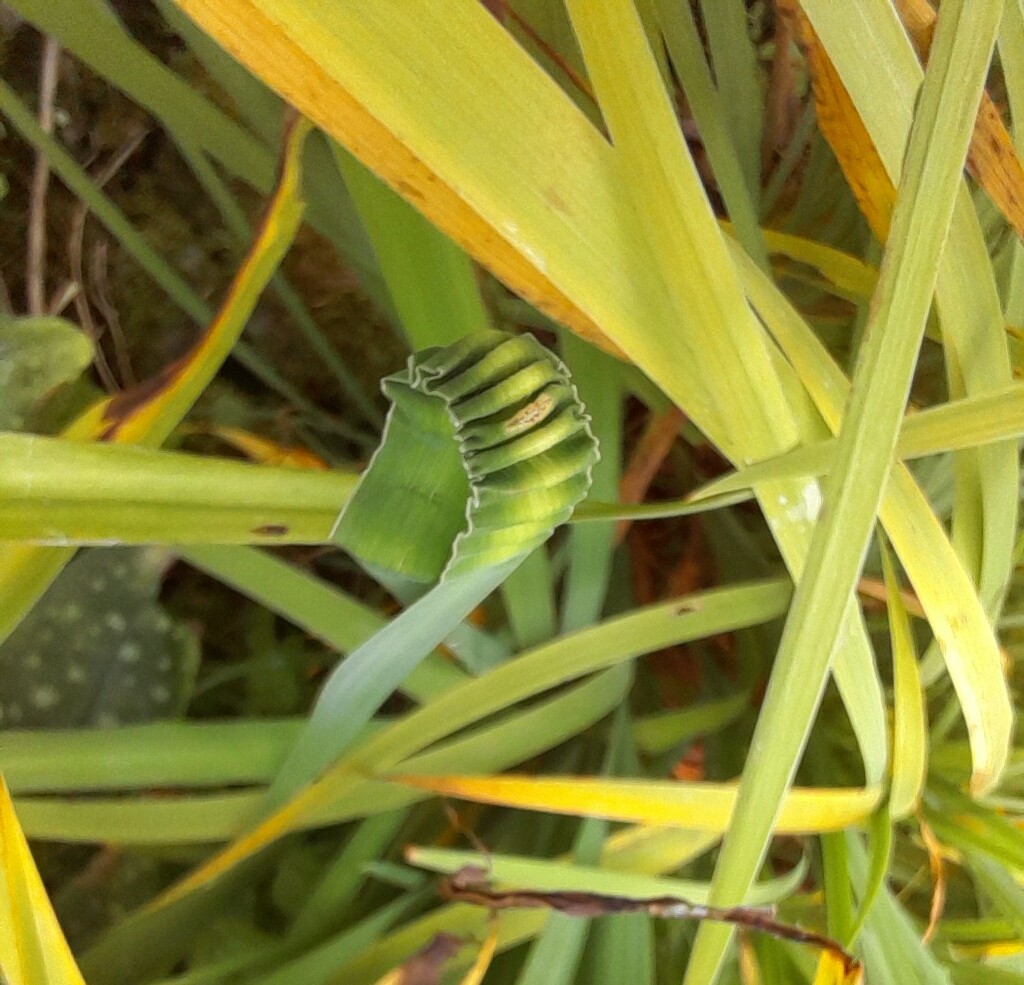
[0, 1, 1022, 984]
[0, 315, 93, 431]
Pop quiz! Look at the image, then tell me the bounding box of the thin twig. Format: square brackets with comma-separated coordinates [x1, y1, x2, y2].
[441, 866, 861, 977]
[46, 279, 79, 316]
[68, 127, 148, 390]
[90, 238, 136, 387]
[442, 800, 493, 872]
[856, 575, 927, 619]
[27, 35, 61, 315]
[762, 4, 797, 179]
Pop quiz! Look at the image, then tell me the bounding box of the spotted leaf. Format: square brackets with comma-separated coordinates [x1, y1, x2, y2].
[0, 548, 198, 728]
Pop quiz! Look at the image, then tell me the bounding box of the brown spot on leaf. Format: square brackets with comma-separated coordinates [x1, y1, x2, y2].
[674, 599, 703, 616]
[543, 185, 570, 215]
[253, 523, 289, 537]
[392, 933, 464, 984]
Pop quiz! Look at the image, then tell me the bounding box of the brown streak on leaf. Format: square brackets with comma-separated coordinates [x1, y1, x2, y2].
[252, 524, 290, 536]
[789, 0, 1024, 243]
[98, 358, 187, 439]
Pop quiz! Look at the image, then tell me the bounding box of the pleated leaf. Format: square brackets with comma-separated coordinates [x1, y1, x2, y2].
[334, 330, 599, 583]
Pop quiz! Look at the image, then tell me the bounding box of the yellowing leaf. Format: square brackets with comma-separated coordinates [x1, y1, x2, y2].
[0, 113, 313, 645]
[205, 425, 328, 470]
[173, 0, 622, 358]
[388, 774, 880, 833]
[783, 0, 1024, 244]
[812, 950, 863, 985]
[459, 921, 499, 985]
[0, 777, 87, 985]
[74, 115, 311, 448]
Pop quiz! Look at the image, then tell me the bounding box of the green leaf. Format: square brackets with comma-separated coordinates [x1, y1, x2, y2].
[0, 433, 356, 545]
[845, 832, 949, 985]
[0, 317, 93, 432]
[880, 540, 927, 819]
[847, 807, 892, 946]
[334, 145, 491, 350]
[633, 693, 749, 756]
[180, 546, 466, 703]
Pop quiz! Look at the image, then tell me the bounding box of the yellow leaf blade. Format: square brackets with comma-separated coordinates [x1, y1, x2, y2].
[812, 950, 864, 985]
[79, 114, 311, 448]
[459, 922, 498, 985]
[0, 777, 87, 985]
[388, 774, 881, 834]
[173, 0, 622, 357]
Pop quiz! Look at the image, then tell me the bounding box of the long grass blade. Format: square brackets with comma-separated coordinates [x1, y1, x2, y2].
[685, 3, 1006, 982]
[880, 541, 928, 819]
[389, 774, 880, 834]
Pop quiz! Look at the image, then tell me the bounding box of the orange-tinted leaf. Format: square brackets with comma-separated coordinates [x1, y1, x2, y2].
[777, 0, 894, 240]
[895, 0, 1024, 240]
[783, 0, 1024, 243]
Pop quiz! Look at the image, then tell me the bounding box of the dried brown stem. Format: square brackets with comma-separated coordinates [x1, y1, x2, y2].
[27, 35, 61, 316]
[90, 239, 135, 387]
[68, 128, 148, 390]
[762, 4, 797, 177]
[616, 405, 687, 546]
[0, 269, 14, 315]
[46, 279, 79, 316]
[920, 821, 947, 945]
[440, 866, 860, 977]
